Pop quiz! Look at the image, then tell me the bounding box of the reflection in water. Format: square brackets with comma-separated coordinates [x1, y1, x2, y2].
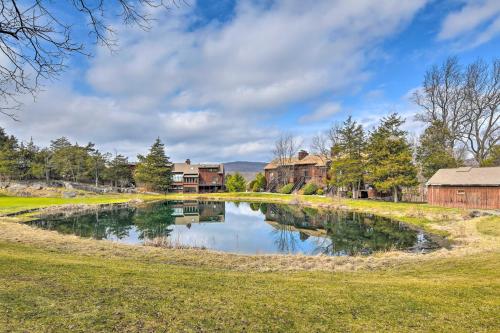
[262, 204, 426, 255]
[30, 201, 439, 256]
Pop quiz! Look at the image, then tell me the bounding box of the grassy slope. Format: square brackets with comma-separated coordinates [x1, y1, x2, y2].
[0, 242, 499, 332]
[0, 192, 499, 332]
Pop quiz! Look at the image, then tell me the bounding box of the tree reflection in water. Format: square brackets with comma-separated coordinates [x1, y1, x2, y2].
[31, 201, 431, 255]
[261, 203, 419, 255]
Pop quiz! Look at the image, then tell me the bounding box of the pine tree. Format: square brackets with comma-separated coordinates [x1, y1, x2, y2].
[85, 143, 109, 186]
[50, 137, 73, 180]
[134, 138, 172, 192]
[0, 132, 19, 181]
[329, 116, 366, 198]
[107, 154, 133, 187]
[416, 120, 460, 179]
[365, 114, 418, 202]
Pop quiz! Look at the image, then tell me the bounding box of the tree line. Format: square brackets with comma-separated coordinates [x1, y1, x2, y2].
[308, 113, 417, 202]
[0, 129, 174, 192]
[0, 128, 132, 186]
[281, 57, 499, 201]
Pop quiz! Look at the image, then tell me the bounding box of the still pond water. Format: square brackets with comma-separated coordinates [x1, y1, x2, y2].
[30, 201, 439, 256]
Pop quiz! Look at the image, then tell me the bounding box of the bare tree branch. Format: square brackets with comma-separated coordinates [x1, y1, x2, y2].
[460, 58, 500, 164]
[0, 0, 184, 118]
[272, 133, 301, 186]
[412, 56, 467, 148]
[310, 121, 341, 161]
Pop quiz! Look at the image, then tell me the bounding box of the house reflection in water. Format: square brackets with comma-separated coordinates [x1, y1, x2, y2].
[170, 201, 225, 227]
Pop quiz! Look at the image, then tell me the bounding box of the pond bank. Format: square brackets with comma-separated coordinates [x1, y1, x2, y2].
[0, 192, 498, 272]
[0, 192, 499, 331]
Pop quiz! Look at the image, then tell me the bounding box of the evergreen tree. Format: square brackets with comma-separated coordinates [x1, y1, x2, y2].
[50, 137, 73, 180]
[86, 144, 109, 186]
[482, 145, 500, 167]
[107, 154, 134, 187]
[329, 116, 366, 198]
[226, 173, 246, 192]
[365, 114, 418, 202]
[134, 138, 172, 192]
[32, 148, 52, 182]
[251, 172, 267, 192]
[17, 138, 42, 180]
[0, 133, 19, 181]
[416, 120, 460, 179]
[50, 138, 91, 182]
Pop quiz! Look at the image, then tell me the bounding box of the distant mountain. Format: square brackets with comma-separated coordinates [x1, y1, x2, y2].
[224, 161, 267, 173]
[223, 161, 267, 181]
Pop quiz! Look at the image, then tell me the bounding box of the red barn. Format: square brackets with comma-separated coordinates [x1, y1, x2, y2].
[427, 167, 500, 209]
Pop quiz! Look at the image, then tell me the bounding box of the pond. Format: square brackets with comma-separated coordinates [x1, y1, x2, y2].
[29, 201, 441, 256]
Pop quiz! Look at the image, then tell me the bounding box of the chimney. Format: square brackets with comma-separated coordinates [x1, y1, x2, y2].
[298, 150, 308, 160]
[185, 158, 191, 165]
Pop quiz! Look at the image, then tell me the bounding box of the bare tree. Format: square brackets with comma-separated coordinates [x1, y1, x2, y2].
[0, 0, 183, 118]
[412, 56, 467, 148]
[310, 122, 341, 160]
[272, 133, 301, 186]
[461, 59, 500, 164]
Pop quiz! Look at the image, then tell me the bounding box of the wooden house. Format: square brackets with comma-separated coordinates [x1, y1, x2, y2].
[264, 150, 329, 192]
[170, 159, 225, 193]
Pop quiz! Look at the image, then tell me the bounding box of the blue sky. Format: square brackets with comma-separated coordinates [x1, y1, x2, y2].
[2, 0, 500, 162]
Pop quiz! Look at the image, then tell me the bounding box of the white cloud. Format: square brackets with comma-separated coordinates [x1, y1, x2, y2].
[6, 0, 429, 162]
[87, 0, 427, 113]
[300, 102, 342, 123]
[438, 0, 500, 47]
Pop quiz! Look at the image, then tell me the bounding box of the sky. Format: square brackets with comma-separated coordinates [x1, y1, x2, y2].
[1, 0, 499, 163]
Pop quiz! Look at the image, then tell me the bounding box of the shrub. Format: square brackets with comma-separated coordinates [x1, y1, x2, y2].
[247, 180, 256, 191]
[250, 172, 267, 192]
[279, 183, 294, 194]
[303, 183, 318, 195]
[316, 188, 324, 195]
[226, 173, 246, 192]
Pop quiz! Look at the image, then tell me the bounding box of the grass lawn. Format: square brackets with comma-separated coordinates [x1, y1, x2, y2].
[0, 192, 499, 332]
[0, 241, 499, 332]
[0, 193, 165, 215]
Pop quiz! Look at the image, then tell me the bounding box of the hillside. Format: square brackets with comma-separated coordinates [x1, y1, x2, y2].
[224, 161, 267, 181]
[224, 161, 267, 172]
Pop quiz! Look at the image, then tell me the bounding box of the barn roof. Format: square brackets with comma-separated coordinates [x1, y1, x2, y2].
[426, 167, 500, 186]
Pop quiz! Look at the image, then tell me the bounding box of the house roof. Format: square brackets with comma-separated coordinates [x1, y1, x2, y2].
[172, 163, 224, 174]
[199, 164, 224, 174]
[172, 163, 199, 174]
[426, 167, 500, 186]
[264, 155, 328, 170]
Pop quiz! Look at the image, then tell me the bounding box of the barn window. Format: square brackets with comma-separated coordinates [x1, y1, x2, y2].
[457, 190, 465, 195]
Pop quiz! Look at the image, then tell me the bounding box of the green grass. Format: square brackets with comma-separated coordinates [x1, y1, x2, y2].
[477, 216, 500, 237]
[0, 193, 166, 215]
[0, 241, 498, 332]
[0, 192, 498, 332]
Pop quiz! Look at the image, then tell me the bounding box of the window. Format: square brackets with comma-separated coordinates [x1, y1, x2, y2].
[457, 190, 465, 195]
[172, 174, 183, 182]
